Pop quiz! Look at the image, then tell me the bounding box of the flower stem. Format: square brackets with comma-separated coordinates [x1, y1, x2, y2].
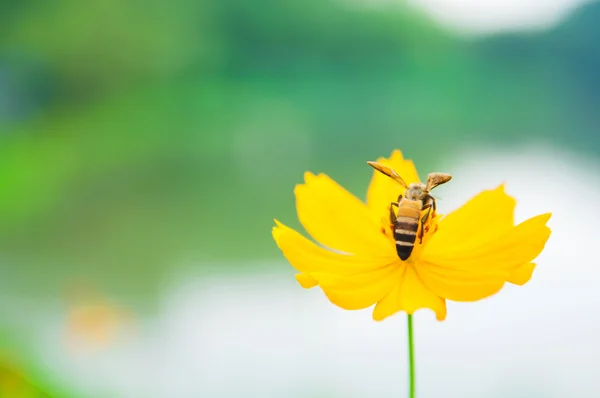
[407, 314, 415, 398]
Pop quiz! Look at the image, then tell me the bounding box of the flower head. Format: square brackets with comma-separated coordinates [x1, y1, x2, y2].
[272, 150, 551, 321]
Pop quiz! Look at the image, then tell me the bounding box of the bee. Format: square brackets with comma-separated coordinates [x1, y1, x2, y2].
[367, 161, 452, 260]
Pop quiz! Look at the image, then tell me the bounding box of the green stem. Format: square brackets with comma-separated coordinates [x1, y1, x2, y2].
[407, 314, 415, 398]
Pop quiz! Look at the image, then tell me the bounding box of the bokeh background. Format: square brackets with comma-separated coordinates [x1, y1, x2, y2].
[1, 0, 600, 397]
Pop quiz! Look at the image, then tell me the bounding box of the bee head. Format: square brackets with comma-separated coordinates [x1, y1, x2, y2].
[405, 182, 427, 201]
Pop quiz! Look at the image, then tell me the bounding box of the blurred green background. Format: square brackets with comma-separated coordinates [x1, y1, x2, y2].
[0, 0, 599, 396]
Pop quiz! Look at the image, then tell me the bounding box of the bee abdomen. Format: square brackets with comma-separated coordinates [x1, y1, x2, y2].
[394, 216, 418, 260]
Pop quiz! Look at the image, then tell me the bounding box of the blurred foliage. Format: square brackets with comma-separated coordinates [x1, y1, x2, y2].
[0, 365, 55, 398]
[0, 0, 599, 299]
[0, 331, 74, 398]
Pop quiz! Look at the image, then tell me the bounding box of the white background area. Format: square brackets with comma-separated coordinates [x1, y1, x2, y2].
[405, 0, 594, 34]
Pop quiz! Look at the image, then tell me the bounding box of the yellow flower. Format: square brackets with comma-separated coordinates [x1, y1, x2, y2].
[272, 150, 551, 321]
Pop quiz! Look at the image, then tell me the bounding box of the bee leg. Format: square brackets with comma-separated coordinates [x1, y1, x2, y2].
[424, 194, 437, 215]
[390, 202, 399, 224]
[419, 204, 433, 244]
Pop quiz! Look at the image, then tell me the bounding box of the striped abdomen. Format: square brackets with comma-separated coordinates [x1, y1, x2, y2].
[394, 199, 422, 260]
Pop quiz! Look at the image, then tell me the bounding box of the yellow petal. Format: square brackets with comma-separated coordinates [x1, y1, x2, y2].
[295, 172, 391, 255]
[272, 220, 396, 275]
[414, 265, 507, 302]
[427, 185, 516, 251]
[310, 264, 400, 310]
[418, 213, 551, 301]
[366, 150, 421, 226]
[507, 263, 536, 286]
[372, 265, 446, 321]
[295, 273, 318, 288]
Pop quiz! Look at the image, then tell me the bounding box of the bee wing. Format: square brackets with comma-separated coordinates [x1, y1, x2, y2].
[367, 161, 408, 189]
[426, 172, 452, 191]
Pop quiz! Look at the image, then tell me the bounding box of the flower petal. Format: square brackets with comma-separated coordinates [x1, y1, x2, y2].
[372, 265, 447, 321]
[418, 213, 551, 301]
[295, 273, 318, 288]
[272, 220, 395, 276]
[366, 150, 421, 226]
[427, 185, 516, 251]
[507, 263, 536, 286]
[413, 265, 506, 303]
[310, 265, 400, 310]
[295, 172, 391, 255]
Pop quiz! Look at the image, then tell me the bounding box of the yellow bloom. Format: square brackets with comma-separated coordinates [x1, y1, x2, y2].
[272, 150, 551, 321]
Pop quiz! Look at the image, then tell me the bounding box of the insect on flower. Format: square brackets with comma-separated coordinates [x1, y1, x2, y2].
[272, 150, 551, 321]
[367, 161, 451, 260]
